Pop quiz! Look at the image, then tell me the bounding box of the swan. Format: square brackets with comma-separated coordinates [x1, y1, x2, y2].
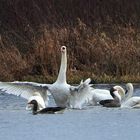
[27, 99, 65, 115]
[0, 46, 93, 109]
[99, 87, 121, 107]
[121, 83, 140, 108]
[87, 85, 125, 105]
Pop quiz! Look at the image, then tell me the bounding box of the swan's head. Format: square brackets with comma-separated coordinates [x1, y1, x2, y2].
[61, 46, 66, 53]
[110, 87, 121, 101]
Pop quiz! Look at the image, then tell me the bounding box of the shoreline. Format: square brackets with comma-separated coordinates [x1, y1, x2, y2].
[20, 74, 140, 84]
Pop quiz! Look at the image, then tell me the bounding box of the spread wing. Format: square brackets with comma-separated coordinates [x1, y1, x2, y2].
[0, 81, 51, 101]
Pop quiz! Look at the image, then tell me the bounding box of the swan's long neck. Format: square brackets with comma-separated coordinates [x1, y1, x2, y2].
[56, 51, 67, 84]
[111, 91, 121, 102]
[125, 83, 133, 101]
[114, 86, 125, 99]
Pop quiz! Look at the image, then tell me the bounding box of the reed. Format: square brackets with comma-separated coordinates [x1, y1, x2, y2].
[0, 0, 140, 83]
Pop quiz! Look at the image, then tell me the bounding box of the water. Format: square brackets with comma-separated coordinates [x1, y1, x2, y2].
[0, 84, 140, 140]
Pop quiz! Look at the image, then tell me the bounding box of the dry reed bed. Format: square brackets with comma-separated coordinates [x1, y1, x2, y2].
[0, 0, 140, 83]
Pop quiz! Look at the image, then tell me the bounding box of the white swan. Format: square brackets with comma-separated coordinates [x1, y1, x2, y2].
[99, 87, 121, 107]
[0, 46, 93, 109]
[87, 85, 125, 105]
[45, 46, 93, 108]
[121, 83, 140, 108]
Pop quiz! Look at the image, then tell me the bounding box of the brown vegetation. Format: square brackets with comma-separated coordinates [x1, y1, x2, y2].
[0, 0, 140, 83]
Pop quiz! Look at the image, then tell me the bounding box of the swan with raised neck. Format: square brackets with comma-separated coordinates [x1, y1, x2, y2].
[48, 46, 93, 108]
[121, 83, 140, 108]
[56, 46, 67, 84]
[0, 46, 94, 109]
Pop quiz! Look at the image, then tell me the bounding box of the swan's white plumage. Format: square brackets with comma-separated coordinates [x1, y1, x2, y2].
[69, 78, 93, 109]
[121, 83, 140, 108]
[113, 90, 121, 102]
[42, 46, 93, 108]
[87, 85, 125, 105]
[122, 97, 140, 108]
[113, 85, 125, 100]
[0, 81, 48, 102]
[0, 46, 93, 109]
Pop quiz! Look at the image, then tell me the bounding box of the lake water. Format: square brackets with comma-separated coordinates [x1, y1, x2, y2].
[0, 84, 140, 140]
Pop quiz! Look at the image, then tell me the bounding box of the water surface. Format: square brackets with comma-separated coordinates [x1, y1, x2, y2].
[0, 84, 140, 140]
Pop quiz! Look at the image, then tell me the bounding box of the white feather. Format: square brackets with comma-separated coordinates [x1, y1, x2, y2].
[0, 46, 93, 109]
[121, 83, 140, 108]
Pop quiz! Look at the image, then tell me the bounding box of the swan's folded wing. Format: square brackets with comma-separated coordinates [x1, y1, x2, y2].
[0, 81, 50, 100]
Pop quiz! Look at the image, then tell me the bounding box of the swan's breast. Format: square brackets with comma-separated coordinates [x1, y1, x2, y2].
[50, 83, 70, 107]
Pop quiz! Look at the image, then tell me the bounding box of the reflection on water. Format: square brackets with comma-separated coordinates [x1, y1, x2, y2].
[0, 84, 140, 140]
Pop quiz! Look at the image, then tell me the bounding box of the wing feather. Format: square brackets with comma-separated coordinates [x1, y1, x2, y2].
[69, 78, 93, 109]
[0, 81, 50, 101]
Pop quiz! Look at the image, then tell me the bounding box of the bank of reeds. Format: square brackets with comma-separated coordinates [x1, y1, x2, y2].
[0, 0, 140, 83]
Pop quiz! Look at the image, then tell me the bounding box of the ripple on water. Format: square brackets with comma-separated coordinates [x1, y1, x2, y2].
[0, 84, 140, 140]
